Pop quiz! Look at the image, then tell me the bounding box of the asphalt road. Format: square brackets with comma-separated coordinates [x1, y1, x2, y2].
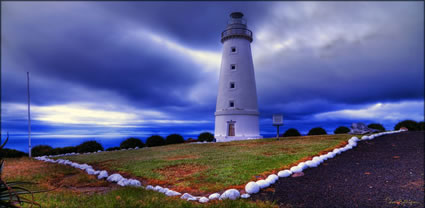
[251, 131, 424, 208]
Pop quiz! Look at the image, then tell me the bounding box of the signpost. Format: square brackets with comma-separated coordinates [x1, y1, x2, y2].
[272, 114, 283, 140]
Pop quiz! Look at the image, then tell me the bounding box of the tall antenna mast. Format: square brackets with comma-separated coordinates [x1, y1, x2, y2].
[27, 72, 32, 157]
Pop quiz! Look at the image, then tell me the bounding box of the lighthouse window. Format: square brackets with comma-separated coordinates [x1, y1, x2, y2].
[230, 64, 236, 70]
[229, 101, 234, 107]
[231, 47, 237, 53]
[230, 82, 235, 89]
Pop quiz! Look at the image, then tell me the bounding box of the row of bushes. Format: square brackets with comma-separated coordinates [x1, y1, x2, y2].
[281, 120, 424, 137]
[394, 120, 424, 131]
[0, 148, 28, 158]
[31, 140, 104, 157]
[31, 132, 215, 157]
[20, 120, 425, 157]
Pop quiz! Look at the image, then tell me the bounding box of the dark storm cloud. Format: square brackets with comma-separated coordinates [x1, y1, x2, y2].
[1, 1, 424, 143]
[2, 2, 207, 108]
[96, 1, 272, 49]
[253, 2, 424, 120]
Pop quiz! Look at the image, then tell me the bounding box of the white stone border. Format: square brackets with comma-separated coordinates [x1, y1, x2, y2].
[35, 130, 406, 203]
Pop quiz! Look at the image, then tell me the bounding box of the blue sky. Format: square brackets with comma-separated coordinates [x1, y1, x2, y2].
[1, 2, 424, 146]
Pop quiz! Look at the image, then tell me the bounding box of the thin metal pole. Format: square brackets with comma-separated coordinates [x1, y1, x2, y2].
[276, 125, 280, 140]
[27, 72, 32, 157]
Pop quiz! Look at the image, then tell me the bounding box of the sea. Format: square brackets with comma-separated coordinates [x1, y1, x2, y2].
[5, 134, 276, 153]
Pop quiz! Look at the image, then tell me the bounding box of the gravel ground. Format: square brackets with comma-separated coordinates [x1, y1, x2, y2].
[251, 131, 424, 208]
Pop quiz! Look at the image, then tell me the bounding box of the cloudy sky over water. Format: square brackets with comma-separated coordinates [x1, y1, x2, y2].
[1, 1, 424, 150]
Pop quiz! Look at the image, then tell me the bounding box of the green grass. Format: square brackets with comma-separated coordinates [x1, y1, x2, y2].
[24, 187, 276, 208]
[59, 135, 351, 193]
[3, 158, 276, 208]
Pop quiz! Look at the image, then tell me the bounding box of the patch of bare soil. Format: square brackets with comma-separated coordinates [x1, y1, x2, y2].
[165, 154, 199, 161]
[156, 164, 206, 179]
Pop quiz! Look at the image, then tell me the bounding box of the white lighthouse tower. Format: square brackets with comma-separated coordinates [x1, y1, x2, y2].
[214, 12, 262, 142]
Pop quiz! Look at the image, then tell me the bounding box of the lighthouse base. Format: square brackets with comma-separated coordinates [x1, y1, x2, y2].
[214, 114, 262, 142]
[215, 135, 263, 143]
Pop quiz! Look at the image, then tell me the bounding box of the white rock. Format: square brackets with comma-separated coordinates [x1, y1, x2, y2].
[181, 193, 195, 200]
[245, 181, 260, 194]
[165, 190, 181, 196]
[159, 188, 169, 194]
[256, 179, 269, 189]
[267, 174, 278, 184]
[199, 197, 209, 203]
[98, 170, 108, 179]
[127, 179, 141, 187]
[146, 185, 154, 190]
[86, 168, 96, 175]
[241, 194, 250, 199]
[298, 162, 308, 170]
[154, 185, 163, 192]
[220, 189, 240, 200]
[305, 160, 318, 168]
[278, 170, 292, 177]
[187, 197, 198, 201]
[107, 173, 124, 183]
[209, 193, 220, 200]
[290, 166, 303, 173]
[117, 179, 129, 186]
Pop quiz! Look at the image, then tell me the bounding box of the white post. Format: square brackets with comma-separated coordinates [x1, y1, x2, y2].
[27, 72, 32, 157]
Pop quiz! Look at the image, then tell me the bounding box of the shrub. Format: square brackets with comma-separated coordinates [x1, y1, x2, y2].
[367, 123, 386, 132]
[31, 145, 54, 156]
[419, 121, 424, 131]
[52, 146, 77, 155]
[198, 132, 214, 142]
[308, 127, 327, 135]
[146, 135, 165, 147]
[165, 134, 184, 145]
[282, 128, 301, 137]
[120, 137, 144, 149]
[334, 126, 350, 134]
[394, 120, 419, 131]
[106, 147, 121, 151]
[76, 141, 104, 153]
[0, 148, 27, 158]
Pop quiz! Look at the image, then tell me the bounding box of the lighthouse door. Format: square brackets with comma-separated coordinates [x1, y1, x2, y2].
[228, 123, 235, 136]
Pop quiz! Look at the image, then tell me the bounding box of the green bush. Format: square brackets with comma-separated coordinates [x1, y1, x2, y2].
[198, 132, 214, 142]
[333, 126, 350, 134]
[0, 148, 27, 158]
[308, 127, 327, 135]
[106, 147, 121, 151]
[165, 134, 184, 145]
[120, 137, 144, 149]
[367, 123, 386, 132]
[146, 135, 165, 147]
[394, 120, 419, 131]
[31, 145, 54, 156]
[282, 128, 301, 137]
[76, 141, 104, 153]
[52, 146, 77, 155]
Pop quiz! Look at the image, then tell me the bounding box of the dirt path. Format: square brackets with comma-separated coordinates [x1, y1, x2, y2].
[251, 131, 424, 208]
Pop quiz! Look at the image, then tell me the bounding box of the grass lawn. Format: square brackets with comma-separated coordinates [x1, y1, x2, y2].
[58, 134, 352, 194]
[3, 158, 275, 208]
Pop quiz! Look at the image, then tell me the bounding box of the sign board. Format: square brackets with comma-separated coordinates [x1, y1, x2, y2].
[272, 114, 283, 126]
